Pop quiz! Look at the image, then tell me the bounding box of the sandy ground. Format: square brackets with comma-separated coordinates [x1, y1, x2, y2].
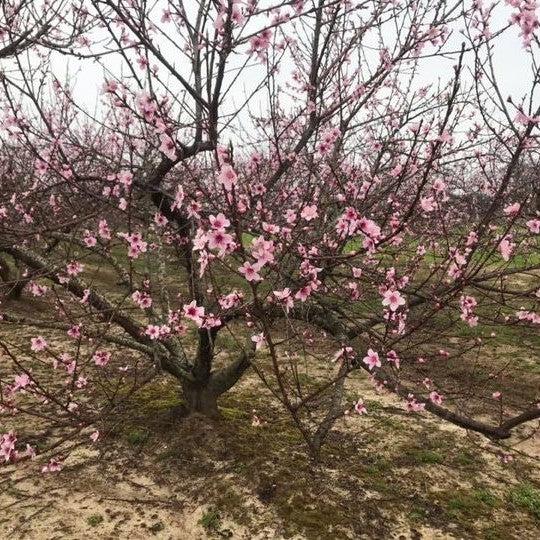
[1, 371, 538, 540]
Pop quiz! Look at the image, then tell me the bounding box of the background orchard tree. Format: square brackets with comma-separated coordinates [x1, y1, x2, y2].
[1, 0, 539, 465]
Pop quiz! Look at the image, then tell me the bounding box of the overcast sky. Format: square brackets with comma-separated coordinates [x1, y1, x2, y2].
[40, 2, 540, 125]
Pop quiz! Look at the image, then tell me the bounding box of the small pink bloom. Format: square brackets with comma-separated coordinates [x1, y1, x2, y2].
[218, 165, 238, 191]
[382, 289, 406, 312]
[238, 261, 262, 282]
[251, 332, 266, 350]
[526, 219, 540, 234]
[30, 336, 47, 352]
[42, 458, 63, 473]
[362, 349, 381, 370]
[66, 261, 83, 276]
[209, 213, 231, 230]
[498, 235, 514, 261]
[503, 202, 521, 216]
[159, 133, 177, 160]
[93, 350, 111, 366]
[154, 212, 168, 226]
[300, 205, 318, 221]
[386, 350, 400, 369]
[183, 300, 205, 326]
[145, 324, 161, 340]
[354, 399, 367, 415]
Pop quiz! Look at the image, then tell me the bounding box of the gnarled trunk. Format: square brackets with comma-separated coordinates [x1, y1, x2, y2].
[180, 348, 254, 418]
[181, 381, 220, 418]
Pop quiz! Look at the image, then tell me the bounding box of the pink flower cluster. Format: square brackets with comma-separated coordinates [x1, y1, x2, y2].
[121, 231, 148, 259]
[507, 0, 540, 47]
[132, 290, 153, 309]
[335, 207, 382, 252]
[516, 309, 540, 324]
[406, 394, 426, 412]
[460, 295, 478, 327]
[1, 432, 35, 463]
[238, 236, 276, 283]
[317, 127, 341, 155]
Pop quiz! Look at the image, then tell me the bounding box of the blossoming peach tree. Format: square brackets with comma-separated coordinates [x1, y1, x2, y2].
[1, 0, 539, 466]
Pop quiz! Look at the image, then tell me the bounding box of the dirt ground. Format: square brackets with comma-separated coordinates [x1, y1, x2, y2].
[1, 369, 539, 540]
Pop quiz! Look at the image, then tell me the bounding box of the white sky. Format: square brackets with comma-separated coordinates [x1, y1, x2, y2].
[6, 1, 539, 133]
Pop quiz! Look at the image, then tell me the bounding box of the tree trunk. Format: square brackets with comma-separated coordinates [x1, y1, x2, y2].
[181, 381, 220, 418]
[0, 256, 28, 300]
[6, 278, 26, 300]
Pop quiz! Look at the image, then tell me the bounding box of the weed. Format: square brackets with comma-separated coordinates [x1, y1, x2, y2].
[508, 484, 540, 519]
[86, 514, 104, 527]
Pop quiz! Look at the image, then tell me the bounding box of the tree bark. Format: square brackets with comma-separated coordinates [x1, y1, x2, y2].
[181, 381, 220, 418]
[180, 349, 254, 418]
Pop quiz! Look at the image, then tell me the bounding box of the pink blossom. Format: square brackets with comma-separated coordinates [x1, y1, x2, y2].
[420, 196, 436, 212]
[67, 325, 81, 339]
[124, 232, 148, 259]
[386, 350, 400, 369]
[29, 282, 48, 296]
[66, 261, 83, 276]
[251, 236, 275, 266]
[526, 219, 540, 233]
[406, 394, 426, 412]
[209, 213, 230, 230]
[498, 235, 515, 261]
[183, 300, 205, 326]
[504, 202, 521, 216]
[132, 290, 152, 309]
[145, 324, 161, 340]
[117, 170, 133, 187]
[358, 217, 381, 241]
[362, 349, 381, 370]
[273, 288, 294, 312]
[42, 458, 63, 473]
[98, 219, 111, 240]
[159, 133, 177, 160]
[460, 295, 478, 327]
[354, 399, 367, 415]
[13, 373, 32, 391]
[153, 212, 168, 227]
[218, 291, 243, 310]
[83, 231, 97, 247]
[295, 285, 311, 302]
[1, 432, 17, 462]
[30, 336, 47, 352]
[218, 165, 238, 191]
[238, 261, 262, 282]
[301, 205, 318, 221]
[93, 350, 111, 366]
[207, 229, 234, 253]
[382, 289, 406, 312]
[102, 79, 118, 93]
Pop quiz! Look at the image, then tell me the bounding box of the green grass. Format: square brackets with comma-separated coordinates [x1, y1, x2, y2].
[452, 451, 479, 468]
[508, 484, 540, 519]
[199, 508, 227, 536]
[445, 488, 499, 519]
[86, 514, 104, 527]
[408, 449, 445, 465]
[126, 427, 150, 445]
